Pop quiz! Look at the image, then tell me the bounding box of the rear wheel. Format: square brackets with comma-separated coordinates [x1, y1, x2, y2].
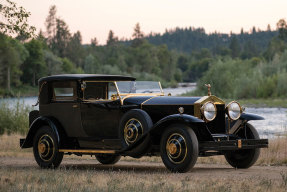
[96, 154, 121, 165]
[160, 124, 198, 173]
[224, 123, 260, 168]
[33, 126, 63, 168]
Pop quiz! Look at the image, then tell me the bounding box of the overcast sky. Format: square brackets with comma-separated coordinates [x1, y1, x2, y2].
[18, 0, 287, 44]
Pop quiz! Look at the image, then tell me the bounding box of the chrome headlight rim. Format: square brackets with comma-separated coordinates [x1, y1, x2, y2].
[226, 101, 242, 120]
[201, 101, 217, 122]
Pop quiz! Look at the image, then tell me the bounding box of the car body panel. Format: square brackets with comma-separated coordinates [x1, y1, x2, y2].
[20, 74, 268, 157]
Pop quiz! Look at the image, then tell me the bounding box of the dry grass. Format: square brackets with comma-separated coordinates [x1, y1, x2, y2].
[1, 135, 287, 191]
[1, 134, 287, 166]
[0, 166, 287, 192]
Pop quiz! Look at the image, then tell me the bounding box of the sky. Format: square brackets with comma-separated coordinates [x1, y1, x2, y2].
[17, 0, 287, 45]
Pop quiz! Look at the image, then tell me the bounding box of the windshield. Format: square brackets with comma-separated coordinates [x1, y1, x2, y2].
[115, 81, 163, 95]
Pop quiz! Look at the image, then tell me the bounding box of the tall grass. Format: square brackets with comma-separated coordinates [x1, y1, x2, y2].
[0, 99, 30, 135]
[0, 165, 286, 192]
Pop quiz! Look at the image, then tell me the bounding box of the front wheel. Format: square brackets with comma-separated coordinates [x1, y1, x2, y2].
[33, 126, 63, 168]
[160, 124, 198, 173]
[96, 154, 121, 165]
[224, 123, 260, 168]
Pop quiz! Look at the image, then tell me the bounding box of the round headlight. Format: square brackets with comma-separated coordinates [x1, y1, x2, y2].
[201, 102, 217, 121]
[226, 101, 242, 120]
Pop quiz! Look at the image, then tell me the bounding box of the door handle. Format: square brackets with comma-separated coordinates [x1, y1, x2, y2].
[72, 104, 78, 108]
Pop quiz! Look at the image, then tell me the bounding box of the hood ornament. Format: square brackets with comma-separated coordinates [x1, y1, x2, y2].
[205, 84, 211, 96]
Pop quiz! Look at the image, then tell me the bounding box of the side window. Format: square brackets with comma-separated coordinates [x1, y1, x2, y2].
[83, 82, 118, 101]
[84, 82, 107, 100]
[108, 82, 117, 99]
[52, 81, 77, 101]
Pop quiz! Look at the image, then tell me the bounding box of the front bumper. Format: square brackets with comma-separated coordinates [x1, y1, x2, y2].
[199, 139, 268, 151]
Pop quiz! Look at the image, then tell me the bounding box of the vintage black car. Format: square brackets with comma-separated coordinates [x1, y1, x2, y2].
[20, 74, 268, 172]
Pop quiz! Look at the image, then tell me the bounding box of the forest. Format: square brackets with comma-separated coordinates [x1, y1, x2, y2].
[1, 3, 287, 99]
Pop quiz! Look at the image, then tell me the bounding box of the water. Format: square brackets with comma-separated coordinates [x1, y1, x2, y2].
[163, 86, 196, 96]
[1, 93, 286, 139]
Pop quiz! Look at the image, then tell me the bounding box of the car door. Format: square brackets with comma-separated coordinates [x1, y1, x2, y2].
[80, 82, 121, 139]
[40, 81, 86, 137]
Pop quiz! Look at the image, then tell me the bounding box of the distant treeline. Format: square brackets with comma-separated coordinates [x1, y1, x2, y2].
[144, 27, 277, 55]
[1, 5, 287, 99]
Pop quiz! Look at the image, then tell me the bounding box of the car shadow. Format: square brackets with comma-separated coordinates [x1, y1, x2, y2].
[57, 163, 233, 174]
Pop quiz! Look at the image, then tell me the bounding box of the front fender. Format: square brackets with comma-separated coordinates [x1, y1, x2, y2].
[239, 112, 264, 121]
[152, 114, 204, 131]
[150, 114, 213, 141]
[20, 116, 63, 148]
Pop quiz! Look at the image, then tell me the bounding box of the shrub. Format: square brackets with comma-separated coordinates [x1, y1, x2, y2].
[0, 99, 30, 135]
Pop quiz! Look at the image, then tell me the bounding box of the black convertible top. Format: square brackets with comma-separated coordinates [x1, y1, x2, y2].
[39, 74, 136, 83]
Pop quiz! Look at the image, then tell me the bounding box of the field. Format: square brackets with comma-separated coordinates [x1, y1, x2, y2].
[1, 135, 287, 191]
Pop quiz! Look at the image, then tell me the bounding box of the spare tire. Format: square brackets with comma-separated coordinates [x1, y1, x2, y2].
[119, 109, 153, 158]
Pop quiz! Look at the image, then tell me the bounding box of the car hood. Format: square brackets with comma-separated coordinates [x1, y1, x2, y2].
[123, 96, 202, 106]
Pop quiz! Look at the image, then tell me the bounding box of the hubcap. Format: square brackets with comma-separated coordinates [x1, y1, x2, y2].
[166, 133, 187, 164]
[38, 143, 46, 154]
[168, 143, 177, 155]
[124, 118, 143, 145]
[37, 134, 55, 162]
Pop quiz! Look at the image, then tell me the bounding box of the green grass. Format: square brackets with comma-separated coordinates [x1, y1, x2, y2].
[237, 98, 287, 108]
[0, 100, 31, 135]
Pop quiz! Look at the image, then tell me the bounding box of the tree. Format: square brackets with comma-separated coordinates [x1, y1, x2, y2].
[277, 19, 287, 40]
[106, 30, 118, 46]
[84, 54, 100, 73]
[229, 36, 241, 58]
[90, 37, 98, 47]
[44, 50, 63, 75]
[241, 41, 259, 59]
[0, 33, 28, 90]
[53, 18, 71, 57]
[252, 26, 256, 34]
[45, 5, 57, 47]
[131, 23, 144, 47]
[0, 0, 35, 38]
[267, 24, 271, 31]
[21, 39, 46, 86]
[66, 31, 84, 67]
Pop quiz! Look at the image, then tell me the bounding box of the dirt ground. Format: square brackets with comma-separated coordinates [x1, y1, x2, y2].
[0, 156, 286, 180]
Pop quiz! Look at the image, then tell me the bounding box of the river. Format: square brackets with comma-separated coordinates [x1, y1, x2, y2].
[1, 87, 286, 138]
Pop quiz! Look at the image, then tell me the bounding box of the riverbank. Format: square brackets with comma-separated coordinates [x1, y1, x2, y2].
[237, 98, 287, 108]
[0, 85, 38, 98]
[182, 92, 287, 108]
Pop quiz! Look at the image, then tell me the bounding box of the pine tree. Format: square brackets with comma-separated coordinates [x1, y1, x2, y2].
[45, 5, 57, 47]
[229, 36, 241, 58]
[106, 30, 118, 46]
[131, 23, 144, 47]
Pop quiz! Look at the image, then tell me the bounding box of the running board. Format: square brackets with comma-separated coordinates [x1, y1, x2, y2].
[59, 149, 116, 154]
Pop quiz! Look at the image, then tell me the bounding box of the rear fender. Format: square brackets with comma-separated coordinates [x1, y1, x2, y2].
[21, 116, 65, 148]
[151, 114, 214, 141]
